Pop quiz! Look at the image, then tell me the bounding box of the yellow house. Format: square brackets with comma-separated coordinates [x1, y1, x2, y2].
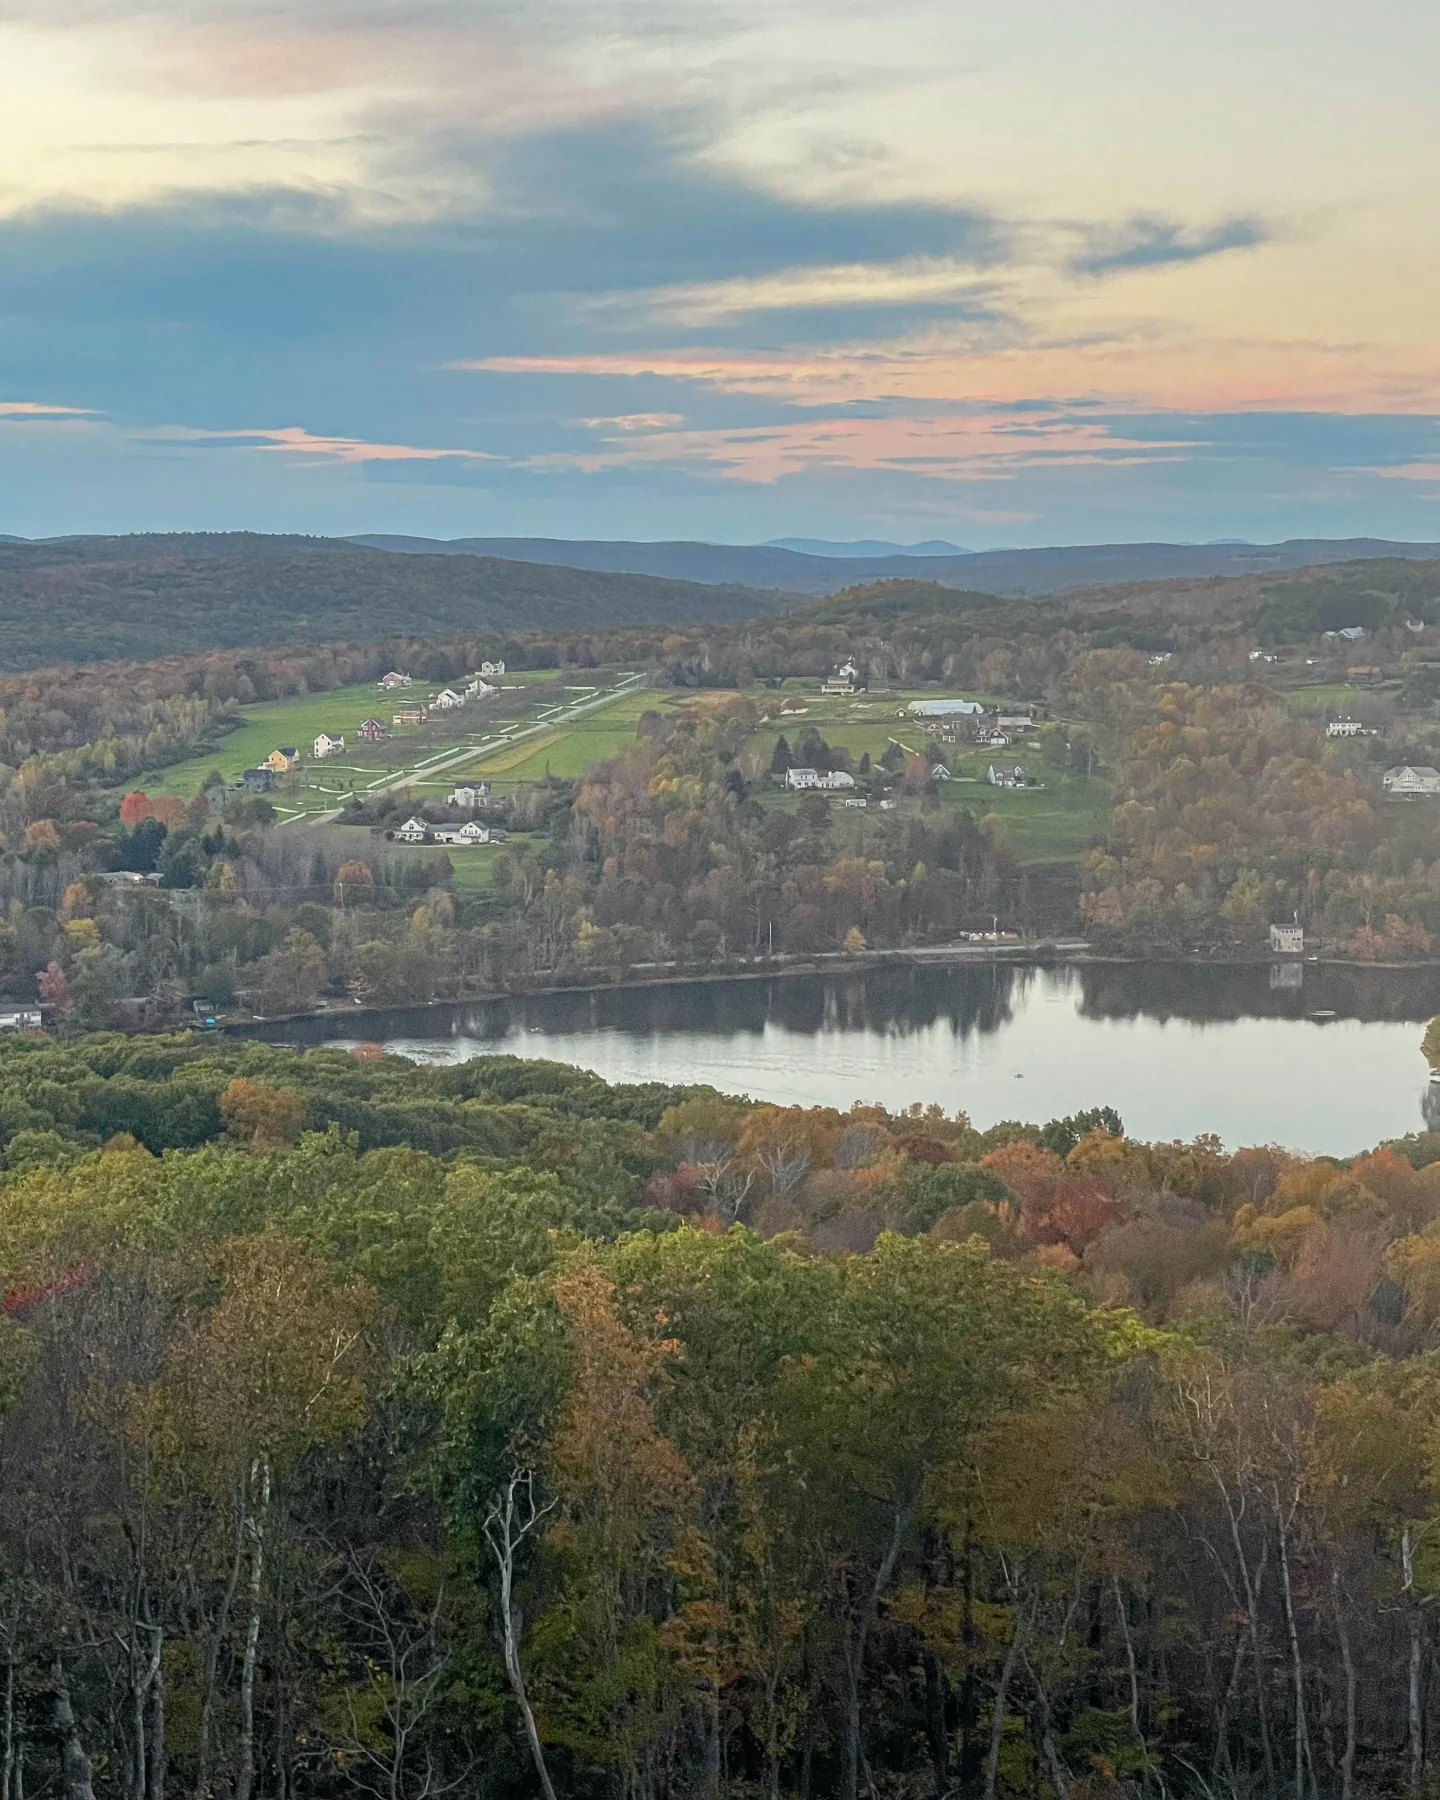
[266, 747, 301, 773]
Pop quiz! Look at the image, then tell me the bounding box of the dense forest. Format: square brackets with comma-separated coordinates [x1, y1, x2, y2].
[0, 537, 792, 670]
[1, 1030, 1440, 1798]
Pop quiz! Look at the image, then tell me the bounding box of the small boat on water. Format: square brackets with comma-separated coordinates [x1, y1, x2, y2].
[1307, 1009, 1337, 1020]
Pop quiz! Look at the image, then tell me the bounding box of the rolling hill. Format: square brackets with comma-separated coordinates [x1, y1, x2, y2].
[346, 533, 1440, 596]
[0, 536, 800, 669]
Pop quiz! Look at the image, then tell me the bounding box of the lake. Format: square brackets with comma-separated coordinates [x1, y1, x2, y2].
[239, 959, 1440, 1155]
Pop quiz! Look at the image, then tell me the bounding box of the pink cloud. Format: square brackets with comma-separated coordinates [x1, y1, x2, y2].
[461, 335, 1440, 416]
[523, 410, 1191, 485]
[149, 424, 495, 463]
[0, 401, 101, 417]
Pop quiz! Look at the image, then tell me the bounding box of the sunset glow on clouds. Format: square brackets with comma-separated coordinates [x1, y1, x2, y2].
[0, 0, 1437, 543]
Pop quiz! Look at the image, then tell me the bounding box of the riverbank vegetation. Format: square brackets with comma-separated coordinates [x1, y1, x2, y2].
[4, 1030, 1440, 1797]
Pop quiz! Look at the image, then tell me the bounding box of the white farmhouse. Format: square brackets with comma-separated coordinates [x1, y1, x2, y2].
[479, 659, 506, 678]
[1384, 766, 1440, 797]
[785, 767, 856, 791]
[431, 688, 466, 710]
[313, 732, 345, 758]
[392, 816, 430, 842]
[1325, 718, 1364, 739]
[432, 821, 493, 846]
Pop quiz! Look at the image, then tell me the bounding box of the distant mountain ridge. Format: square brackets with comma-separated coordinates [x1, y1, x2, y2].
[346, 533, 1440, 596]
[765, 537, 969, 557]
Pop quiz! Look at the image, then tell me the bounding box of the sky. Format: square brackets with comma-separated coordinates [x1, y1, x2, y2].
[2, 0, 1440, 548]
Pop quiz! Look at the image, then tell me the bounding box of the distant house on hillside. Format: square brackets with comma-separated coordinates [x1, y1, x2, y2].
[1269, 922, 1305, 954]
[1325, 718, 1364, 739]
[392, 816, 429, 843]
[1324, 626, 1368, 642]
[393, 707, 426, 726]
[431, 689, 465, 710]
[358, 717, 388, 742]
[240, 767, 276, 792]
[479, 659, 506, 678]
[313, 732, 345, 758]
[432, 821, 493, 846]
[821, 661, 860, 696]
[1384, 766, 1440, 797]
[450, 783, 491, 809]
[378, 671, 412, 690]
[266, 747, 300, 774]
[996, 714, 1036, 732]
[987, 764, 1030, 789]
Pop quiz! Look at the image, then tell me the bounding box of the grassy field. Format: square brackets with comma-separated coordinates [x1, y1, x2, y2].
[938, 776, 1112, 862]
[441, 686, 686, 790]
[131, 683, 415, 798]
[129, 674, 569, 809]
[1283, 683, 1363, 711]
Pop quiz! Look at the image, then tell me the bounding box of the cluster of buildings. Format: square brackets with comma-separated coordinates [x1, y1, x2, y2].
[986, 764, 1044, 790]
[392, 784, 498, 845]
[391, 817, 506, 847]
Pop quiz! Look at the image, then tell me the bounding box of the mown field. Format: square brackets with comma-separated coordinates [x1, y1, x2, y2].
[441, 686, 686, 790]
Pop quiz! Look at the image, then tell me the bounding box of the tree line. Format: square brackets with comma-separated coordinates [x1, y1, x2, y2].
[0, 1031, 1438, 1795]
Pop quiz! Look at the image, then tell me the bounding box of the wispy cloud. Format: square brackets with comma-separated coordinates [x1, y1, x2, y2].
[522, 409, 1193, 484]
[1067, 215, 1271, 280]
[145, 424, 498, 463]
[0, 399, 100, 417]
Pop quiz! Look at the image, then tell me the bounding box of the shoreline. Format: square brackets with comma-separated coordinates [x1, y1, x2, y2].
[218, 941, 1435, 1039]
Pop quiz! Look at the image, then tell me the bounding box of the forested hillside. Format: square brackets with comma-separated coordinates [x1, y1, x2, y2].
[3, 1031, 1440, 1799]
[349, 530, 1440, 596]
[0, 536, 794, 669]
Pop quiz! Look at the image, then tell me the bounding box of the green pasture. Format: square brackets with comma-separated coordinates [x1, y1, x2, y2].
[131, 683, 441, 799]
[1283, 684, 1363, 711]
[131, 673, 569, 800]
[446, 686, 683, 789]
[939, 775, 1111, 862]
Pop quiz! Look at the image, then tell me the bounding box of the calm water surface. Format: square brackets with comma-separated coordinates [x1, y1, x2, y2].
[247, 961, 1440, 1155]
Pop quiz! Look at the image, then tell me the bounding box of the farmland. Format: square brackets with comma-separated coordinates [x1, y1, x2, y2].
[128, 668, 1112, 866]
[128, 672, 654, 822]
